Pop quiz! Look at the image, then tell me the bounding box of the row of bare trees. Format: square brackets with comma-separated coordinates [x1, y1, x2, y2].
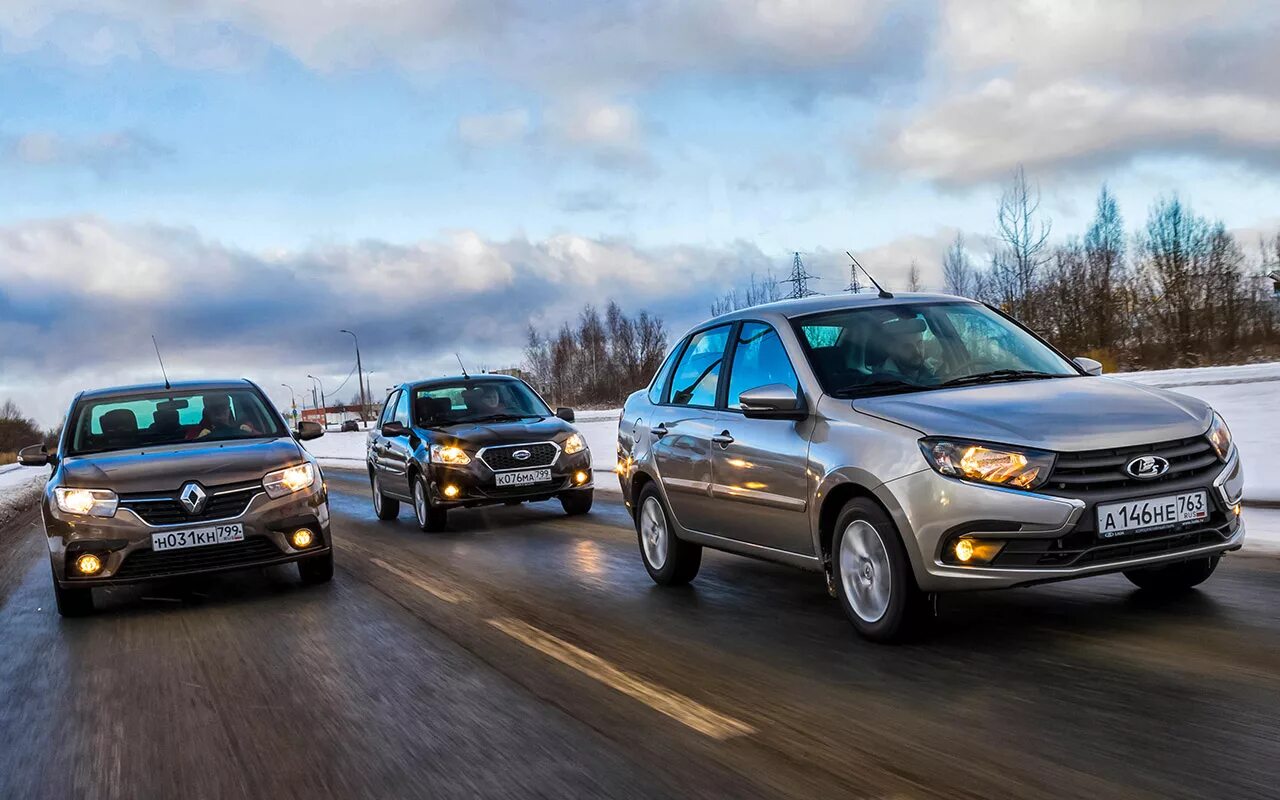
[942, 168, 1278, 369]
[523, 302, 669, 406]
[0, 400, 59, 462]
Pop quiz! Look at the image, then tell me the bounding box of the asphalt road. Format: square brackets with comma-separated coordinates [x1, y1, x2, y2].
[2, 471, 1278, 800]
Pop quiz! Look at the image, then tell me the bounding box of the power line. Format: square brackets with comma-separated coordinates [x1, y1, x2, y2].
[845, 260, 863, 294]
[781, 252, 820, 299]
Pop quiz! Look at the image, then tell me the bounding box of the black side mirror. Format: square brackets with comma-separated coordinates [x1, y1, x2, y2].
[381, 421, 410, 438]
[738, 384, 806, 420]
[17, 444, 51, 467]
[295, 420, 324, 441]
[555, 407, 576, 423]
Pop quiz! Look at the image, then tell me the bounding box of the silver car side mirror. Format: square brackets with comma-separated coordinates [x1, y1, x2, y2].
[1073, 357, 1103, 376]
[738, 384, 805, 419]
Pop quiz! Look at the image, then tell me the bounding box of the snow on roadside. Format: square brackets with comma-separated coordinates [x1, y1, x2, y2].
[0, 464, 47, 528]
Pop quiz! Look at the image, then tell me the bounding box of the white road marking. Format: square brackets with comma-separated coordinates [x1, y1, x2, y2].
[487, 616, 756, 740]
[367, 557, 471, 604]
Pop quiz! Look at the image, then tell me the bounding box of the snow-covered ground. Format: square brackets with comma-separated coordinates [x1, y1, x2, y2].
[0, 464, 47, 529]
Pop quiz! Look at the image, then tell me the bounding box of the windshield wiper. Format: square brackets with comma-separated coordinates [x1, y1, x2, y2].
[456, 413, 537, 424]
[830, 378, 929, 399]
[940, 369, 1064, 388]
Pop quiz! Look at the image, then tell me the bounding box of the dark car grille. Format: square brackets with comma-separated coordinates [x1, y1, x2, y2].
[990, 517, 1233, 570]
[113, 537, 283, 580]
[119, 484, 262, 526]
[1040, 436, 1221, 499]
[480, 442, 558, 471]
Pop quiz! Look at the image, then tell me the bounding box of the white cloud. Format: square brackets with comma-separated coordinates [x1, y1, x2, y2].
[874, 0, 1280, 184]
[2, 129, 171, 175]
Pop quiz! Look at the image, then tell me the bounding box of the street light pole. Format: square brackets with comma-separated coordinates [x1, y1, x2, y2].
[340, 329, 368, 427]
[281, 383, 298, 427]
[307, 374, 326, 429]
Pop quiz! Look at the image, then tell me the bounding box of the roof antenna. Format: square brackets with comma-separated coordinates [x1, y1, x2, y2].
[152, 335, 172, 389]
[846, 251, 894, 299]
[455, 353, 470, 380]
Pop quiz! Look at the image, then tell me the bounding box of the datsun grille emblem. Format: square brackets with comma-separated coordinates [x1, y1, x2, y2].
[179, 482, 208, 514]
[512, 449, 532, 461]
[1125, 456, 1170, 480]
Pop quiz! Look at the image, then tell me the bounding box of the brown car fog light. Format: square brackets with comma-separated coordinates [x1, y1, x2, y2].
[442, 484, 460, 499]
[290, 528, 315, 549]
[74, 553, 104, 575]
[949, 538, 1004, 566]
[1233, 503, 1242, 517]
[574, 471, 589, 485]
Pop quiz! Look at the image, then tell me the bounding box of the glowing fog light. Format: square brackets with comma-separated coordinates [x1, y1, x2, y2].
[290, 529, 315, 548]
[947, 538, 1005, 566]
[442, 484, 460, 498]
[574, 471, 589, 485]
[954, 539, 975, 563]
[74, 553, 103, 575]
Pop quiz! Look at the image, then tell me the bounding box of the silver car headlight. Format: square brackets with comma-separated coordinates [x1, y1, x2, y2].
[921, 439, 1056, 491]
[54, 487, 119, 517]
[1207, 412, 1233, 461]
[430, 444, 471, 465]
[263, 462, 316, 498]
[563, 433, 587, 455]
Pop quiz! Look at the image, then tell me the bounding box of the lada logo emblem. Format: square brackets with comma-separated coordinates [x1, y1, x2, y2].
[1125, 456, 1169, 480]
[512, 449, 532, 461]
[179, 482, 208, 514]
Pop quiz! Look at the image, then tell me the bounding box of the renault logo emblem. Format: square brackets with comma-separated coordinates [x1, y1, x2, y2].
[1125, 456, 1170, 480]
[179, 482, 208, 514]
[512, 449, 532, 461]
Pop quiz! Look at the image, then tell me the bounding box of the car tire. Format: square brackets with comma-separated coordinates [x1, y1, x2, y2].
[560, 489, 594, 516]
[371, 473, 400, 520]
[1123, 556, 1219, 593]
[831, 498, 927, 643]
[52, 573, 94, 617]
[298, 551, 334, 585]
[412, 475, 448, 532]
[635, 484, 701, 585]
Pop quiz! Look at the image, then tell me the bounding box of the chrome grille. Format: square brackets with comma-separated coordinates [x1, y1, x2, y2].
[118, 483, 261, 526]
[1041, 436, 1220, 497]
[479, 442, 559, 471]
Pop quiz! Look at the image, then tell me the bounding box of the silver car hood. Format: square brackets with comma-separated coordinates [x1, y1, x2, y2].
[851, 376, 1212, 452]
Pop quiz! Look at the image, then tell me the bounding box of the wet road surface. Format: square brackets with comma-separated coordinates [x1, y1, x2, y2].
[2, 470, 1278, 799]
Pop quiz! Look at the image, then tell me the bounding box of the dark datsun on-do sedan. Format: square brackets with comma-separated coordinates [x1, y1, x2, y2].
[17, 380, 333, 616]
[367, 375, 593, 530]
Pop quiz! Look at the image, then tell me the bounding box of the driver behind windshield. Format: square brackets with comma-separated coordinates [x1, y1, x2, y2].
[876, 317, 936, 384]
[187, 395, 259, 440]
[464, 384, 505, 416]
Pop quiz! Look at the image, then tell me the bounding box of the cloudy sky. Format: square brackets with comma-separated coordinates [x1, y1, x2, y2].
[3, 0, 1280, 424]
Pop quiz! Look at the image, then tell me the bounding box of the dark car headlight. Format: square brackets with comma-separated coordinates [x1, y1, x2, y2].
[263, 463, 316, 498]
[563, 433, 587, 455]
[920, 439, 1056, 490]
[54, 487, 119, 517]
[1207, 412, 1233, 461]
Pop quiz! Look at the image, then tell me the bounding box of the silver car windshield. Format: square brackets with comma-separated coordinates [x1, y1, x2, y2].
[792, 302, 1079, 398]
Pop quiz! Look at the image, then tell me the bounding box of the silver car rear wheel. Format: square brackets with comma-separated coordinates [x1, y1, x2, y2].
[839, 519, 892, 624]
[640, 496, 668, 570]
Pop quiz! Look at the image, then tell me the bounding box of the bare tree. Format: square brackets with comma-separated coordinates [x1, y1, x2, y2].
[1083, 184, 1125, 351]
[906, 260, 922, 292]
[711, 272, 781, 315]
[996, 165, 1052, 320]
[942, 233, 975, 297]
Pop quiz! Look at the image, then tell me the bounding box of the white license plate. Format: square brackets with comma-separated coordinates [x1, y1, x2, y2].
[495, 469, 552, 487]
[1096, 491, 1208, 539]
[151, 523, 245, 552]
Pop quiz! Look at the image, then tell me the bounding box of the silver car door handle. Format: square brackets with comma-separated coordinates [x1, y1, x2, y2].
[711, 431, 735, 446]
[652, 423, 670, 438]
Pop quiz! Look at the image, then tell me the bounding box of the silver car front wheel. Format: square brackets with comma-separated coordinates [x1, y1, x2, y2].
[634, 484, 701, 586]
[839, 520, 892, 623]
[640, 496, 668, 570]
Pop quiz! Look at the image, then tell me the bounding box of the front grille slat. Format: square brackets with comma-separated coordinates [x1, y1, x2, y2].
[119, 484, 261, 526]
[113, 537, 283, 579]
[1041, 436, 1221, 497]
[480, 443, 559, 471]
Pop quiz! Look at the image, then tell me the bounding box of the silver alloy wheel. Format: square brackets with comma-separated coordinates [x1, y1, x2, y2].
[839, 519, 892, 623]
[414, 479, 428, 526]
[640, 496, 668, 570]
[372, 477, 383, 513]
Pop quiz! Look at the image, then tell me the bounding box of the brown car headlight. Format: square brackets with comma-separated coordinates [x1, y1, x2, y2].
[1207, 413, 1233, 461]
[264, 463, 316, 498]
[921, 439, 1056, 491]
[54, 487, 119, 517]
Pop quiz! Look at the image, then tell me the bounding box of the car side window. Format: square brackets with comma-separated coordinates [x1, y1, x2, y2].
[726, 323, 800, 409]
[379, 392, 399, 426]
[647, 345, 683, 404]
[393, 389, 411, 427]
[667, 325, 731, 407]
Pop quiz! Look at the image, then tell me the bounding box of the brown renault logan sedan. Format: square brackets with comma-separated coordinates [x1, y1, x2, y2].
[17, 380, 334, 616]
